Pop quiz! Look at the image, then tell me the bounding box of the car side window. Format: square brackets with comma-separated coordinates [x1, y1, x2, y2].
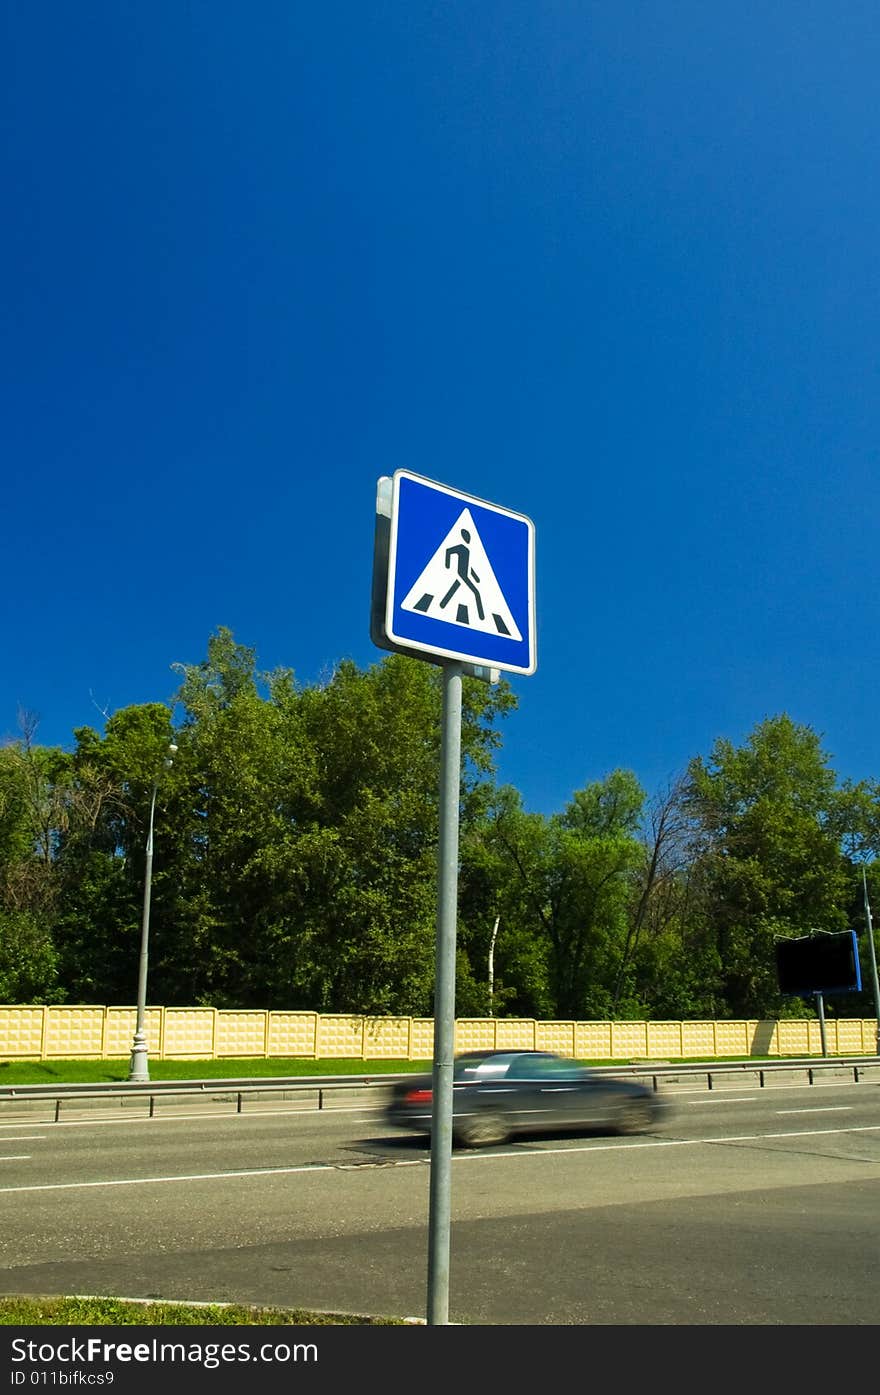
[513, 1057, 542, 1079]
[454, 1056, 507, 1080]
[516, 1056, 582, 1080]
[513, 1055, 554, 1079]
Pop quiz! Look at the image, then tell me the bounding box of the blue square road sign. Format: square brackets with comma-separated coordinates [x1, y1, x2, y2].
[379, 470, 536, 675]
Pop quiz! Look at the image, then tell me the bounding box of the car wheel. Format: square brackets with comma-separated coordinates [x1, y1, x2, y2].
[614, 1097, 656, 1135]
[454, 1111, 510, 1148]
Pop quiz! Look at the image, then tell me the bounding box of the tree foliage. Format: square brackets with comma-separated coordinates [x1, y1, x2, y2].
[1, 635, 878, 1023]
[682, 715, 861, 1017]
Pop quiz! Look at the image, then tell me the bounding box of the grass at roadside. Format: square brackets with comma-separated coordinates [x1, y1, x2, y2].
[0, 1057, 432, 1086]
[0, 1052, 812, 1086]
[0, 1296, 409, 1326]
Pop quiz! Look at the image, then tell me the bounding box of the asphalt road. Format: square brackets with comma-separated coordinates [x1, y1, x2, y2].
[0, 1076, 878, 1325]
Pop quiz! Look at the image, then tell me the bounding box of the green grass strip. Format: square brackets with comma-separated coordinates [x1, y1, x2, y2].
[0, 1296, 406, 1325]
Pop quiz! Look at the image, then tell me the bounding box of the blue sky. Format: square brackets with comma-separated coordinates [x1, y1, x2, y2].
[3, 2, 879, 817]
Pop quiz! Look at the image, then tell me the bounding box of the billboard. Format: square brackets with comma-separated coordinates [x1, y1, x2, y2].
[775, 930, 862, 996]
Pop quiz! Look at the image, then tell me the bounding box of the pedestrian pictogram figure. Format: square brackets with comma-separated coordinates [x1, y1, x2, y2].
[400, 505, 523, 640]
[440, 528, 485, 621]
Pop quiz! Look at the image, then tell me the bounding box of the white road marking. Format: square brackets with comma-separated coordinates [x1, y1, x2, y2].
[687, 1096, 757, 1103]
[776, 1106, 853, 1115]
[454, 1124, 880, 1161]
[0, 1124, 878, 1194]
[0, 1157, 425, 1195]
[687, 1097, 856, 1109]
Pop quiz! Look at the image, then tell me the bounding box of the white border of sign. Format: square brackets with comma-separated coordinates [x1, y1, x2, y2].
[383, 469, 537, 675]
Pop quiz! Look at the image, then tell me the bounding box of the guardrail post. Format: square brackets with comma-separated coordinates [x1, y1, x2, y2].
[149, 1096, 155, 1118]
[237, 1093, 242, 1114]
[707, 1072, 713, 1090]
[54, 1098, 61, 1123]
[318, 1088, 323, 1110]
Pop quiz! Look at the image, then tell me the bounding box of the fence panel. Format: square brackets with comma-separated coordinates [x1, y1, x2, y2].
[162, 1008, 215, 1060]
[44, 1006, 106, 1059]
[267, 1012, 319, 1058]
[0, 1005, 876, 1062]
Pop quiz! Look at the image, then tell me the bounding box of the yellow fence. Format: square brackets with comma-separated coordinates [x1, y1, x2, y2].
[0, 1005, 876, 1061]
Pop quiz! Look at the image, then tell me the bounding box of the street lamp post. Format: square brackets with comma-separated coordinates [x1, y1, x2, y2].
[861, 865, 880, 1056]
[129, 743, 177, 1082]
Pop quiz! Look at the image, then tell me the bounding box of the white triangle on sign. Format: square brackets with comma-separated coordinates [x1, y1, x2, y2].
[400, 508, 522, 641]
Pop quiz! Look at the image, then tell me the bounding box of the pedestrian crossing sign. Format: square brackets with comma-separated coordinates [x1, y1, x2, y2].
[377, 469, 536, 675]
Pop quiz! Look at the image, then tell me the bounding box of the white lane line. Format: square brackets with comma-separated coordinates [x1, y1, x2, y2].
[702, 1125, 878, 1142]
[1, 1124, 879, 1194]
[455, 1124, 880, 1161]
[776, 1106, 853, 1115]
[0, 1157, 426, 1195]
[689, 1100, 855, 1111]
[687, 1096, 757, 1103]
[0, 1155, 31, 1161]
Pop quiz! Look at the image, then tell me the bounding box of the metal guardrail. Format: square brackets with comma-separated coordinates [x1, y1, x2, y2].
[615, 1055, 880, 1092]
[0, 1074, 393, 1122]
[0, 1072, 386, 1098]
[0, 1056, 877, 1122]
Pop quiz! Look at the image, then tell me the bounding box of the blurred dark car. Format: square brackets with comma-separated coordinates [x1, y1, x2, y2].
[385, 1048, 669, 1147]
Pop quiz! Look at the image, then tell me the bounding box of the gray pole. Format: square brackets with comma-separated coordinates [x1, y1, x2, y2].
[488, 915, 500, 1015]
[129, 744, 177, 1083]
[815, 991, 827, 1057]
[861, 865, 880, 1055]
[129, 780, 158, 1083]
[426, 661, 462, 1326]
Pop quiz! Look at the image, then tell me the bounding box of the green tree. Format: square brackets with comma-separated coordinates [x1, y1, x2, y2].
[462, 771, 646, 1019]
[458, 784, 554, 1017]
[683, 715, 853, 1017]
[0, 720, 73, 920]
[51, 703, 175, 1003]
[156, 630, 516, 1013]
[0, 909, 63, 1002]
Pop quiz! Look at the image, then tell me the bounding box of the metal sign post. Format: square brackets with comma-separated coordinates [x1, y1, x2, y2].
[371, 470, 536, 1326]
[814, 991, 828, 1057]
[426, 661, 462, 1326]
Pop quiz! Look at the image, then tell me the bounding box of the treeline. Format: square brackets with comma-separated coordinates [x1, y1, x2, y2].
[1, 627, 878, 1022]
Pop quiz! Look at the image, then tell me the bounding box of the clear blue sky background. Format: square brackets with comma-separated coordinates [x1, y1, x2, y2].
[3, 2, 878, 817]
